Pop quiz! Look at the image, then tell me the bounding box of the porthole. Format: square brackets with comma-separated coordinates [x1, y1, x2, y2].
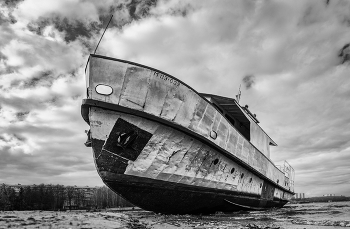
[249, 178, 252, 183]
[231, 168, 235, 174]
[277, 179, 279, 184]
[95, 84, 113, 95]
[241, 173, 244, 179]
[210, 130, 217, 140]
[213, 158, 219, 165]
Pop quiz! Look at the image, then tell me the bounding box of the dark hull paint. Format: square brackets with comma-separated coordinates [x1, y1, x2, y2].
[101, 172, 288, 214]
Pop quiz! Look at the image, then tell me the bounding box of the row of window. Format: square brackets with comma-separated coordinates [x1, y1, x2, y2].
[211, 158, 287, 190]
[211, 159, 257, 185]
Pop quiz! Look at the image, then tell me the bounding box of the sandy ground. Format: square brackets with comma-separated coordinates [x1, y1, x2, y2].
[0, 210, 148, 229]
[1, 207, 349, 229]
[0, 210, 282, 229]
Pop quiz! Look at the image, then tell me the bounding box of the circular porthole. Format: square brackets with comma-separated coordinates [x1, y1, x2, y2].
[209, 130, 217, 140]
[231, 168, 235, 174]
[213, 158, 219, 165]
[95, 84, 113, 95]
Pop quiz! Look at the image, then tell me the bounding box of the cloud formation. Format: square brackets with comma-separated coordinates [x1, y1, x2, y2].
[0, 0, 349, 196]
[243, 75, 256, 89]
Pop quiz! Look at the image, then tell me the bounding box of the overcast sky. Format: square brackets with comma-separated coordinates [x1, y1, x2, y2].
[1, 0, 349, 197]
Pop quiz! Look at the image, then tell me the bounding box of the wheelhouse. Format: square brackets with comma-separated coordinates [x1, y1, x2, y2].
[200, 93, 277, 158]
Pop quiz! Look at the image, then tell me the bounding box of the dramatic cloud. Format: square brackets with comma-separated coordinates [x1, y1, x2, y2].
[0, 0, 349, 197]
[242, 75, 256, 89]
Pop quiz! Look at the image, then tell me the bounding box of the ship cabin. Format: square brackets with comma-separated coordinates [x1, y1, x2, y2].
[200, 93, 277, 159]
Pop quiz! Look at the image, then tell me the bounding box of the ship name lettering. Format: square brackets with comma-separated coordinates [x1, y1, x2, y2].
[153, 71, 180, 87]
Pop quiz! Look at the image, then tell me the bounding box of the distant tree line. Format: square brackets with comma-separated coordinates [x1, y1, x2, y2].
[0, 184, 133, 211]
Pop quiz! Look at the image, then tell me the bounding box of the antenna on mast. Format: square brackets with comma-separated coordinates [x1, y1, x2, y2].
[236, 84, 242, 104]
[94, 15, 114, 54]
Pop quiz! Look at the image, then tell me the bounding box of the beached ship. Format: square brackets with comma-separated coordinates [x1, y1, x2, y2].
[81, 54, 295, 214]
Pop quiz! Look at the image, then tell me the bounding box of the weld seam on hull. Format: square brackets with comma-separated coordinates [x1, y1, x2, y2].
[102, 148, 130, 163]
[101, 172, 262, 198]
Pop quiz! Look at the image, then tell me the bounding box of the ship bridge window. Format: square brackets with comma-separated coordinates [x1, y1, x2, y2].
[237, 122, 250, 141]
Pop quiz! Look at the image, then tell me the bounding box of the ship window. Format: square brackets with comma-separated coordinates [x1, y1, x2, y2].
[241, 173, 244, 179]
[213, 158, 219, 165]
[260, 183, 262, 188]
[231, 168, 235, 174]
[225, 114, 235, 126]
[277, 179, 279, 184]
[209, 130, 217, 140]
[95, 84, 113, 95]
[249, 178, 252, 183]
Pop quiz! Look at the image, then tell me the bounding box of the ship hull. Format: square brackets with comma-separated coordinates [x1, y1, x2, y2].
[86, 105, 289, 214]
